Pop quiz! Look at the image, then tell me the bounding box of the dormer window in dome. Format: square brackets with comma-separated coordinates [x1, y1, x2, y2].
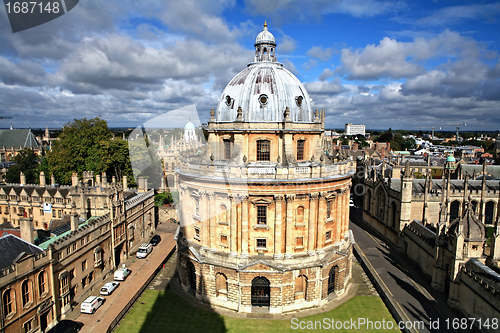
[295, 96, 303, 107]
[225, 95, 232, 106]
[259, 94, 268, 106]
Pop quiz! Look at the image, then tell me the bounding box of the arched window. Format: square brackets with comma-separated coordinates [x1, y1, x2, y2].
[485, 201, 495, 224]
[38, 271, 47, 296]
[296, 206, 304, 224]
[219, 205, 227, 224]
[328, 266, 338, 295]
[223, 139, 231, 160]
[256, 140, 270, 161]
[471, 201, 478, 215]
[366, 189, 372, 213]
[2, 289, 14, 316]
[450, 201, 460, 221]
[376, 188, 385, 218]
[295, 275, 307, 300]
[21, 280, 31, 307]
[187, 262, 196, 291]
[215, 273, 228, 299]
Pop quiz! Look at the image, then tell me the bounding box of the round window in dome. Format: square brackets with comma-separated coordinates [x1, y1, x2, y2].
[259, 94, 268, 105]
[225, 95, 231, 106]
[295, 96, 304, 107]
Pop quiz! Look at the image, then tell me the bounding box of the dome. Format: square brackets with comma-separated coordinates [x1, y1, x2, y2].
[184, 120, 195, 130]
[446, 155, 456, 163]
[215, 23, 313, 123]
[255, 22, 275, 45]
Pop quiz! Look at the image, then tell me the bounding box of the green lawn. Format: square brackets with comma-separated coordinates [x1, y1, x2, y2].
[114, 290, 398, 333]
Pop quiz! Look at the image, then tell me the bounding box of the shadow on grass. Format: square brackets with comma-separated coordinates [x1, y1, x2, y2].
[134, 290, 227, 333]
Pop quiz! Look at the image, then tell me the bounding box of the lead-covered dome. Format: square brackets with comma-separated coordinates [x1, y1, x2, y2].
[215, 23, 313, 123]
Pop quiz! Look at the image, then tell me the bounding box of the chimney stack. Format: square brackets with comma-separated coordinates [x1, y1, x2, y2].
[20, 217, 34, 243]
[123, 176, 128, 190]
[51, 174, 55, 186]
[72, 173, 79, 187]
[70, 201, 79, 231]
[39, 171, 46, 187]
[20, 172, 26, 185]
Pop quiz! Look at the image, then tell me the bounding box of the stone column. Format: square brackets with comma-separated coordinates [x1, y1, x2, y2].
[201, 191, 209, 249]
[241, 196, 249, 257]
[343, 190, 349, 237]
[229, 195, 237, 257]
[307, 193, 318, 254]
[209, 193, 216, 250]
[274, 195, 284, 259]
[285, 195, 295, 257]
[179, 185, 192, 238]
[335, 192, 342, 243]
[316, 192, 326, 250]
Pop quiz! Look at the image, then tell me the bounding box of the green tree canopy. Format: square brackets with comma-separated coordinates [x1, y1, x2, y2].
[44, 117, 135, 186]
[5, 148, 39, 184]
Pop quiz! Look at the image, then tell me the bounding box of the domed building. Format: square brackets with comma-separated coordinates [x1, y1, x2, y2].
[176, 23, 355, 314]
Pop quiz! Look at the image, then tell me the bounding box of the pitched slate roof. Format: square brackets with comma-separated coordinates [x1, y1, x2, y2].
[461, 165, 500, 179]
[0, 234, 42, 269]
[0, 129, 39, 149]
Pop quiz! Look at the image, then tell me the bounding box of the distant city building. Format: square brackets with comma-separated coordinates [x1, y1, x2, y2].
[345, 123, 365, 136]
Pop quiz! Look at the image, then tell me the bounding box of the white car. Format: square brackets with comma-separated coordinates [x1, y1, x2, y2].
[80, 296, 105, 314]
[136, 243, 153, 259]
[100, 282, 119, 296]
[114, 267, 131, 281]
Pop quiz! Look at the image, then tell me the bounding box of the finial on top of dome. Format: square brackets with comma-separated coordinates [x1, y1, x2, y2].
[264, 21, 267, 29]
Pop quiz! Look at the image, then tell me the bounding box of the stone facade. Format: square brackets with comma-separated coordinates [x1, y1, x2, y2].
[176, 24, 355, 314]
[359, 157, 500, 332]
[0, 176, 156, 333]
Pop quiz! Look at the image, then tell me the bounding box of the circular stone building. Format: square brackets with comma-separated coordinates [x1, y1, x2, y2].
[176, 23, 355, 314]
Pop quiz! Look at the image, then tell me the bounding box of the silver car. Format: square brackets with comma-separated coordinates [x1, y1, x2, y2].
[100, 281, 119, 295]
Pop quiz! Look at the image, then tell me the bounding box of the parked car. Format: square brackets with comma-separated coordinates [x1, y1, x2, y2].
[46, 320, 83, 333]
[150, 235, 161, 246]
[114, 267, 131, 281]
[80, 296, 105, 314]
[136, 243, 153, 258]
[100, 281, 119, 296]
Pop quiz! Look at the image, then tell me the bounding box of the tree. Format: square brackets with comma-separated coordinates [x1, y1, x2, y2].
[5, 149, 39, 184]
[402, 138, 417, 150]
[45, 117, 135, 186]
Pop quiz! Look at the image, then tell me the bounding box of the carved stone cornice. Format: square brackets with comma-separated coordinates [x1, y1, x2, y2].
[309, 193, 319, 200]
[285, 194, 295, 202]
[275, 195, 285, 202]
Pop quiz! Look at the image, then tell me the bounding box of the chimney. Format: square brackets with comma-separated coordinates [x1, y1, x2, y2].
[51, 174, 55, 186]
[123, 176, 128, 190]
[39, 171, 46, 187]
[112, 176, 116, 184]
[70, 201, 79, 231]
[101, 173, 107, 186]
[20, 217, 34, 243]
[72, 172, 79, 187]
[95, 174, 101, 187]
[20, 172, 26, 185]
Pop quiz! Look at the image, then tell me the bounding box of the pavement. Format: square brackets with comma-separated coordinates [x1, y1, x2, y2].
[65, 221, 178, 333]
[350, 205, 480, 333]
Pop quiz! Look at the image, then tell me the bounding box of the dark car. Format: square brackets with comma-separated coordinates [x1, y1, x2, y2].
[46, 320, 83, 333]
[150, 235, 161, 246]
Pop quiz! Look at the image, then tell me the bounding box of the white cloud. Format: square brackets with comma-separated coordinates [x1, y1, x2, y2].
[278, 34, 297, 54]
[306, 45, 336, 61]
[304, 77, 345, 95]
[319, 68, 334, 81]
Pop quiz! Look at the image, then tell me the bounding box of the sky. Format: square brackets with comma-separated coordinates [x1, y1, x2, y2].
[0, 0, 499, 131]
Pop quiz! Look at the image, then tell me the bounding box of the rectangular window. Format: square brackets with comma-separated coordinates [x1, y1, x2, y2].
[82, 260, 87, 271]
[72, 243, 77, 251]
[23, 319, 32, 333]
[296, 237, 303, 247]
[69, 269, 75, 280]
[256, 238, 266, 249]
[325, 231, 332, 241]
[88, 271, 94, 283]
[81, 277, 87, 289]
[256, 140, 270, 161]
[223, 139, 231, 160]
[326, 201, 331, 219]
[257, 205, 267, 225]
[60, 276, 68, 294]
[194, 227, 200, 240]
[220, 235, 228, 246]
[297, 140, 305, 160]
